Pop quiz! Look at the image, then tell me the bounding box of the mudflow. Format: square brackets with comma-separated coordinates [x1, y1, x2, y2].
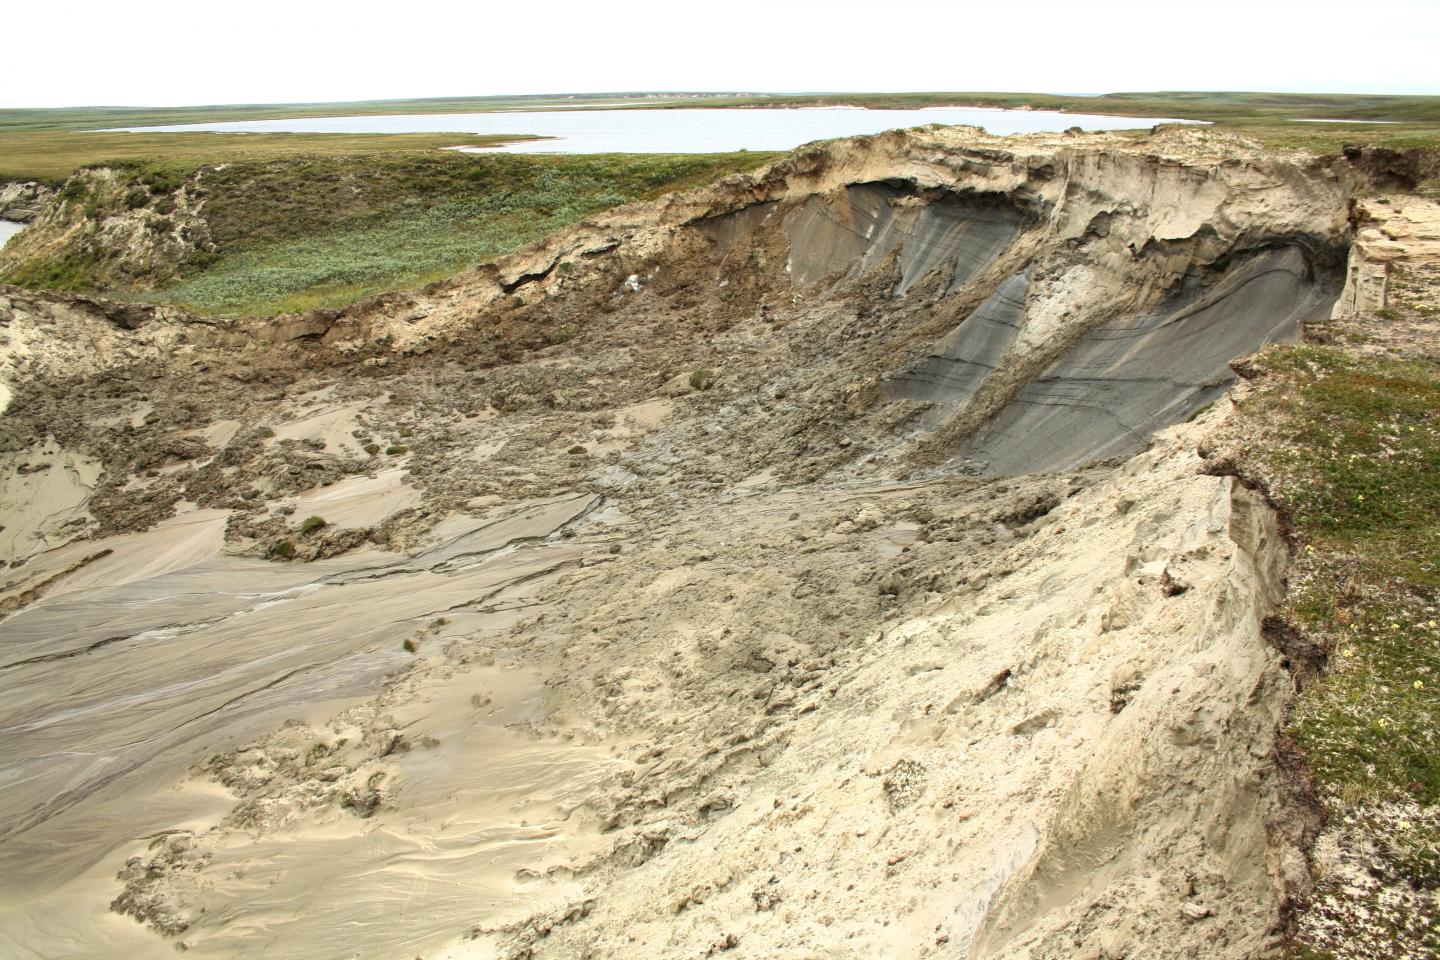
[0, 125, 1356, 958]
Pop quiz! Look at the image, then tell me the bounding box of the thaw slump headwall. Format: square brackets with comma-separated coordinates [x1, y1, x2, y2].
[934, 246, 1336, 474]
[781, 184, 1023, 295]
[286, 126, 1349, 482]
[682, 139, 1350, 478]
[885, 269, 1033, 412]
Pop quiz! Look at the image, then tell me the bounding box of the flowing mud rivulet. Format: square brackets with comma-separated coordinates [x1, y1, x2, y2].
[0, 126, 1360, 958]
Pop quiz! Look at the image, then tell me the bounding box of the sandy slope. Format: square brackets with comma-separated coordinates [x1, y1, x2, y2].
[12, 410, 1291, 960]
[0, 126, 1358, 958]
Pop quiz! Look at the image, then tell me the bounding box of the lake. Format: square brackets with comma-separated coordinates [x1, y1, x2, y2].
[112, 106, 1198, 154]
[0, 221, 24, 247]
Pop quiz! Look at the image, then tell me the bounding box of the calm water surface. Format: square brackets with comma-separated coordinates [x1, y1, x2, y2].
[114, 107, 1200, 154]
[0, 221, 24, 246]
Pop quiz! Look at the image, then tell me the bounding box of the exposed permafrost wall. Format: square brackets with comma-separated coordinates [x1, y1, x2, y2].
[0, 130, 1354, 495]
[886, 269, 1033, 414]
[949, 246, 1333, 474]
[782, 184, 1023, 295]
[637, 128, 1352, 476]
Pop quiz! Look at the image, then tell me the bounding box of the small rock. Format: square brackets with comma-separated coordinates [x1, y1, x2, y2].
[1110, 664, 1144, 714]
[1159, 567, 1191, 596]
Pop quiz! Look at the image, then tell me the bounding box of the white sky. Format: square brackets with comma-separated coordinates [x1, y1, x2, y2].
[5, 0, 1438, 108]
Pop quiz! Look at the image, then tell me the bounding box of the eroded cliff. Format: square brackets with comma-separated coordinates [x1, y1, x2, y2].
[0, 126, 1366, 959]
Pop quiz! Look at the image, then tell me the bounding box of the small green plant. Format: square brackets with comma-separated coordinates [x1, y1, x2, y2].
[402, 638, 418, 654]
[298, 515, 327, 535]
[1376, 307, 1402, 321]
[429, 617, 449, 631]
[385, 444, 408, 456]
[270, 539, 296, 560]
[689, 368, 715, 391]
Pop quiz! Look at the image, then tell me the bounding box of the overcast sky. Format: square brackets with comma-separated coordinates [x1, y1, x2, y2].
[6, 0, 1438, 109]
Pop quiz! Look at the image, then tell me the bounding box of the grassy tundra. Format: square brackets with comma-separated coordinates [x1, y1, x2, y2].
[0, 150, 773, 315]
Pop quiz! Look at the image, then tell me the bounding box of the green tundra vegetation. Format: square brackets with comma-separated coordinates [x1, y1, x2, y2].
[156, 150, 772, 315]
[1247, 346, 1440, 804]
[0, 149, 773, 315]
